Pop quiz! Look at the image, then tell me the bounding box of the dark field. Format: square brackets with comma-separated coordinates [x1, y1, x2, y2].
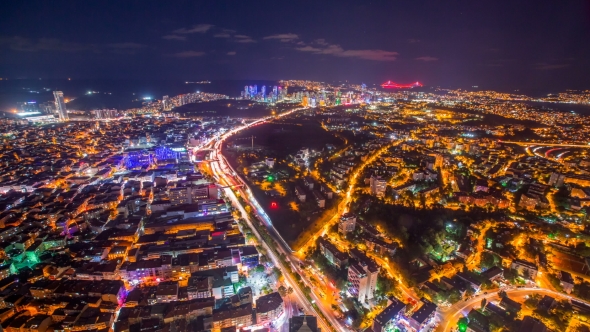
[175, 99, 273, 118]
[223, 118, 345, 245]
[230, 119, 344, 157]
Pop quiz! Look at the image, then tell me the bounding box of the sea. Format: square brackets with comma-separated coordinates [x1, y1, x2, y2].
[0, 79, 278, 112]
[1, 79, 589, 115]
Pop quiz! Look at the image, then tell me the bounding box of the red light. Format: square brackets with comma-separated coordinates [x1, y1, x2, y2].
[381, 81, 423, 89]
[271, 202, 278, 209]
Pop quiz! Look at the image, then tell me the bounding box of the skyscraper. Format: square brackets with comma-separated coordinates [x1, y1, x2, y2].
[162, 95, 170, 111]
[53, 91, 68, 121]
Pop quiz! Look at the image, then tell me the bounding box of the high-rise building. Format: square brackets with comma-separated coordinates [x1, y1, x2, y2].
[39, 101, 55, 114]
[162, 95, 171, 111]
[338, 213, 357, 234]
[16, 101, 39, 113]
[347, 248, 379, 303]
[95, 109, 118, 119]
[370, 175, 387, 197]
[261, 86, 266, 101]
[53, 91, 68, 121]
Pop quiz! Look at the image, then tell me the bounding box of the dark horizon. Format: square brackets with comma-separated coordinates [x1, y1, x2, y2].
[1, 1, 590, 91]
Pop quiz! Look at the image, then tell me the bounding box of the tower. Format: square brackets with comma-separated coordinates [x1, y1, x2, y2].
[53, 91, 68, 121]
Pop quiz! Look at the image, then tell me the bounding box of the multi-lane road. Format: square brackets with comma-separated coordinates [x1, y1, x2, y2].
[199, 107, 350, 332]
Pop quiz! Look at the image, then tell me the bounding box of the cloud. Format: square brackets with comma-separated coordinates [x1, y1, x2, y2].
[416, 56, 438, 62]
[162, 35, 186, 41]
[234, 35, 256, 43]
[227, 51, 236, 55]
[214, 33, 231, 38]
[171, 51, 206, 58]
[314, 39, 328, 45]
[296, 44, 398, 61]
[408, 38, 421, 44]
[263, 33, 299, 42]
[534, 63, 570, 70]
[296, 45, 322, 52]
[173, 24, 213, 34]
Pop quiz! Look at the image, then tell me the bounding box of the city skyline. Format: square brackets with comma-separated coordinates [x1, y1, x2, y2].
[0, 1, 589, 90]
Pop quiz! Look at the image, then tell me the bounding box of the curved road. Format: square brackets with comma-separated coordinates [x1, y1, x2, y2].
[202, 107, 349, 332]
[438, 286, 590, 332]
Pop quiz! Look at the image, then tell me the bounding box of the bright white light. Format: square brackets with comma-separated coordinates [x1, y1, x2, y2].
[17, 112, 41, 116]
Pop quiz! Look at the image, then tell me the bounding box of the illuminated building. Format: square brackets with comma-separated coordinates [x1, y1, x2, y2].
[53, 91, 68, 121]
[408, 298, 437, 331]
[318, 237, 348, 268]
[347, 249, 379, 303]
[155, 281, 179, 303]
[372, 297, 406, 332]
[16, 101, 39, 113]
[212, 303, 253, 330]
[95, 109, 118, 119]
[302, 96, 308, 107]
[510, 259, 538, 280]
[39, 101, 55, 114]
[162, 95, 171, 111]
[256, 292, 284, 325]
[370, 175, 387, 197]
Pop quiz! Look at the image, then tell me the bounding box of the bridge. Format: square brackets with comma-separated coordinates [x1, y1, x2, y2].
[381, 80, 423, 88]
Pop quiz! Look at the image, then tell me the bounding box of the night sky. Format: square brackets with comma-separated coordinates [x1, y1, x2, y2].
[1, 0, 590, 90]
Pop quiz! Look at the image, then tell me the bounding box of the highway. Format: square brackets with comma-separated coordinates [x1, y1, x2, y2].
[500, 140, 590, 148]
[201, 107, 348, 332]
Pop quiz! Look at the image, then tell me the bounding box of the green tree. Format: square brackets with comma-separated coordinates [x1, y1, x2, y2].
[272, 266, 282, 280]
[503, 268, 519, 284]
[254, 264, 266, 274]
[480, 252, 502, 269]
[278, 285, 287, 297]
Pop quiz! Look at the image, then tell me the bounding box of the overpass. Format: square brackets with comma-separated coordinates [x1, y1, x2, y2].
[500, 140, 590, 148]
